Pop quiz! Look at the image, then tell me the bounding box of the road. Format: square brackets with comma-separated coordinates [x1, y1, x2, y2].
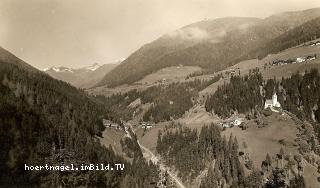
[125, 126, 186, 188]
[138, 140, 186, 188]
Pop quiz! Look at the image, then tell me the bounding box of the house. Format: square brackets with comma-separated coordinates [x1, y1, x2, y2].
[306, 55, 316, 61]
[141, 122, 152, 129]
[230, 70, 236, 76]
[296, 57, 306, 63]
[272, 60, 284, 66]
[142, 122, 153, 129]
[111, 124, 118, 128]
[222, 122, 233, 128]
[221, 120, 240, 129]
[264, 92, 281, 109]
[233, 118, 243, 126]
[103, 119, 112, 127]
[285, 59, 295, 64]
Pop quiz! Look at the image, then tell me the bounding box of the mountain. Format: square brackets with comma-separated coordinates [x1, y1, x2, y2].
[0, 46, 37, 71]
[245, 16, 320, 60]
[98, 7, 320, 87]
[0, 47, 158, 186]
[44, 62, 118, 88]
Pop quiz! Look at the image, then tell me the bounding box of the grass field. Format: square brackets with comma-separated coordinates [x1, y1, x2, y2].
[99, 128, 125, 155]
[136, 122, 170, 153]
[136, 66, 201, 85]
[222, 113, 299, 167]
[262, 60, 320, 79]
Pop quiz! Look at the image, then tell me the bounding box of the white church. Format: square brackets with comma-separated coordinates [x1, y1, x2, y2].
[264, 92, 281, 109]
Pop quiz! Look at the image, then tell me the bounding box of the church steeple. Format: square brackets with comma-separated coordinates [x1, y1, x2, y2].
[272, 92, 277, 106]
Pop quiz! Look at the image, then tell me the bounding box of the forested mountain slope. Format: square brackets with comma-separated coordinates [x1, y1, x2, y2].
[0, 47, 158, 187]
[98, 8, 320, 87]
[245, 17, 320, 60]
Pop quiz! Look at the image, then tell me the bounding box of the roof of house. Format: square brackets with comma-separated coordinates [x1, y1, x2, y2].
[103, 119, 112, 124]
[265, 99, 273, 105]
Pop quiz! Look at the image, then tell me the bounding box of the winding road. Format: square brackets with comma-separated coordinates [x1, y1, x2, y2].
[137, 140, 186, 188]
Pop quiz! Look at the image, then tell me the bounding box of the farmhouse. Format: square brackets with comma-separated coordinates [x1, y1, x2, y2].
[296, 57, 306, 63]
[306, 55, 316, 61]
[233, 118, 243, 126]
[102, 119, 112, 127]
[220, 118, 243, 129]
[264, 92, 281, 109]
[111, 124, 118, 128]
[141, 122, 153, 129]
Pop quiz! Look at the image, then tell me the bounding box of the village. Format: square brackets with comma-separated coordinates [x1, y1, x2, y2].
[102, 119, 154, 132]
[271, 54, 317, 66]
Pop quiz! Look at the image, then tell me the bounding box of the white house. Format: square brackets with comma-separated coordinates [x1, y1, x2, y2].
[143, 123, 153, 129]
[264, 92, 281, 109]
[233, 118, 243, 126]
[296, 57, 306, 63]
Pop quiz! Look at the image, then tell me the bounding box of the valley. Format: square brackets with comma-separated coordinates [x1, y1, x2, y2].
[2, 4, 320, 188]
[96, 39, 320, 187]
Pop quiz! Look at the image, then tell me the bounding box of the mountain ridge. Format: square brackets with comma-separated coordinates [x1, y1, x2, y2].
[97, 7, 320, 88]
[44, 62, 118, 88]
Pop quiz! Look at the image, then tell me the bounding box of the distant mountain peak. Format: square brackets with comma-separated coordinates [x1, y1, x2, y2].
[42, 62, 118, 88]
[45, 66, 74, 73]
[86, 63, 101, 71]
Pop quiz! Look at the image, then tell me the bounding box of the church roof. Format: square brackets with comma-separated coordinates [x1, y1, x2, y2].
[265, 99, 273, 104]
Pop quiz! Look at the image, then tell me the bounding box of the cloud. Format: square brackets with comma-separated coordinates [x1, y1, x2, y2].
[167, 27, 210, 40]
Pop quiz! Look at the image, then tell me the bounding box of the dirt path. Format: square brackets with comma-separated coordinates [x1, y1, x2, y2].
[138, 140, 186, 188]
[125, 126, 186, 188]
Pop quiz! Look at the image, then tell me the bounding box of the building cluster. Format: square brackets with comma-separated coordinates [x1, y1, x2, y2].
[219, 118, 243, 128]
[224, 68, 240, 77]
[102, 119, 155, 131]
[271, 54, 317, 66]
[102, 119, 128, 132]
[141, 122, 153, 129]
[309, 41, 320, 46]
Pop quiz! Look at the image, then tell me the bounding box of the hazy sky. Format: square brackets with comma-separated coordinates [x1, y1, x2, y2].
[0, 0, 319, 69]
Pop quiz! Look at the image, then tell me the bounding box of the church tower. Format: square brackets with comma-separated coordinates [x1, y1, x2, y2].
[272, 92, 278, 106]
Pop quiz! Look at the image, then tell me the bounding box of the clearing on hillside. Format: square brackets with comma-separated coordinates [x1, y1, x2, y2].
[222, 113, 299, 167]
[136, 66, 202, 85]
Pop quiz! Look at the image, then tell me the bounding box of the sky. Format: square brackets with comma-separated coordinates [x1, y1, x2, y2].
[0, 0, 319, 69]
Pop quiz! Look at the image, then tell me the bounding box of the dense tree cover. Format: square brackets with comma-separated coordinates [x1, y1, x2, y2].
[157, 124, 249, 186]
[120, 128, 143, 158]
[261, 149, 307, 188]
[96, 78, 218, 123]
[246, 17, 320, 60]
[205, 69, 263, 118]
[142, 78, 219, 122]
[206, 68, 320, 123]
[277, 69, 320, 122]
[205, 69, 320, 154]
[0, 63, 159, 187]
[270, 69, 320, 153]
[94, 89, 140, 123]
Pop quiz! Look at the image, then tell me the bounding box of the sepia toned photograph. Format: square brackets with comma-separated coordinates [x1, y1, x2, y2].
[1, 0, 320, 187]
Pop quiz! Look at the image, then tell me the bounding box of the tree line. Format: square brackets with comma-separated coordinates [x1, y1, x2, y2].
[0, 62, 159, 187]
[96, 77, 219, 123]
